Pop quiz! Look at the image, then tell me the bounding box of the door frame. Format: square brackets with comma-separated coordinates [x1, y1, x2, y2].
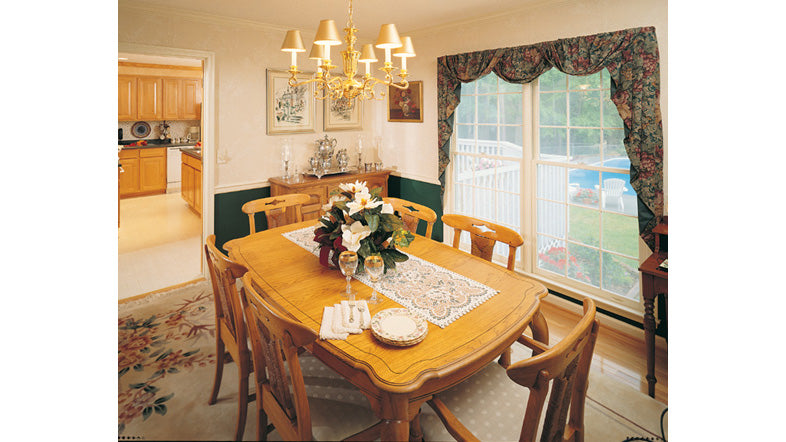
[118, 42, 216, 280]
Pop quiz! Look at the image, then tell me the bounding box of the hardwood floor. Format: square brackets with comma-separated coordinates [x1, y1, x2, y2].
[523, 297, 668, 404]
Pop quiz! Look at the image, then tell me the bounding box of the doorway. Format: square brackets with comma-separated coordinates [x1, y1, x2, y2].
[117, 46, 215, 300]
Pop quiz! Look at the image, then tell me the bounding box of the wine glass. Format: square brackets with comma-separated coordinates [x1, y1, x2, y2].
[338, 251, 358, 299]
[364, 255, 384, 304]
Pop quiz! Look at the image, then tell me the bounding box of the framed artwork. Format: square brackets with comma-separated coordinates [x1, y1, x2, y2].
[387, 80, 423, 123]
[324, 96, 363, 131]
[266, 69, 315, 135]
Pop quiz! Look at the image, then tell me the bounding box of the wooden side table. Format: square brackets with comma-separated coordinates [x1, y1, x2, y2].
[638, 218, 667, 398]
[269, 169, 391, 221]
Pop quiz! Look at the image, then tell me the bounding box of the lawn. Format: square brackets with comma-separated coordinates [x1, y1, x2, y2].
[568, 206, 638, 257]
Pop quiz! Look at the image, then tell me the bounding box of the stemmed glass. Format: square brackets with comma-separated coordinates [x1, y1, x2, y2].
[338, 251, 358, 299]
[364, 255, 384, 304]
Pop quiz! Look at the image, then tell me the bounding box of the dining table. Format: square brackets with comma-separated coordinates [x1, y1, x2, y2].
[224, 220, 549, 441]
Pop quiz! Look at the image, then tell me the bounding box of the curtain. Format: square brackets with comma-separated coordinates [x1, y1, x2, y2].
[437, 27, 664, 250]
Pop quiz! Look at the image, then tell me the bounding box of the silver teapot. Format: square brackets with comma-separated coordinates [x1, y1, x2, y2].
[315, 135, 337, 160]
[336, 148, 349, 171]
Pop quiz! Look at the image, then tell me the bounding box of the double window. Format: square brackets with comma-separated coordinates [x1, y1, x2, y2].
[450, 69, 640, 311]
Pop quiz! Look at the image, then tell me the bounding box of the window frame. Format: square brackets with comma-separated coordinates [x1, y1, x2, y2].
[445, 71, 644, 318]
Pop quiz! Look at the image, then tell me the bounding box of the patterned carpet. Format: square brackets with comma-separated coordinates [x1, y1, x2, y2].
[118, 280, 667, 441]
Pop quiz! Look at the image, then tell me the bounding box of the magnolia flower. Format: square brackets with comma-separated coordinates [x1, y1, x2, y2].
[339, 180, 368, 194]
[346, 191, 383, 215]
[341, 221, 371, 252]
[381, 202, 394, 214]
[322, 194, 347, 212]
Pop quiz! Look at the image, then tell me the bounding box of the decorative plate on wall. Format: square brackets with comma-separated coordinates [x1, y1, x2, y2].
[131, 121, 151, 138]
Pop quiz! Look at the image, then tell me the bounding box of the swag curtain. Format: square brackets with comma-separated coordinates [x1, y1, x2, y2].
[437, 26, 663, 249]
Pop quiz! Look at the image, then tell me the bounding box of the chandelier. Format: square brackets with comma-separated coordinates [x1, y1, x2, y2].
[280, 0, 415, 101]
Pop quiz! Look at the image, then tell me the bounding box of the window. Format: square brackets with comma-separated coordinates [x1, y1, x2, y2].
[450, 70, 640, 310]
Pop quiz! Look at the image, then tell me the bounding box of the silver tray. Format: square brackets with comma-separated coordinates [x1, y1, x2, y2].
[305, 167, 358, 177]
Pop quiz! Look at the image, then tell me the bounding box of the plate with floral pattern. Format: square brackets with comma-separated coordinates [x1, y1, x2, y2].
[371, 308, 428, 346]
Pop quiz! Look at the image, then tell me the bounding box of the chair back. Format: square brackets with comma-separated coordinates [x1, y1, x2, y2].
[602, 178, 626, 198]
[507, 299, 599, 442]
[441, 213, 524, 270]
[205, 235, 249, 361]
[241, 193, 311, 234]
[383, 197, 437, 239]
[241, 273, 319, 441]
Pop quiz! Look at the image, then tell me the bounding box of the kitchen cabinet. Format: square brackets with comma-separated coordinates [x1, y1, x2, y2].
[163, 78, 203, 120]
[269, 169, 391, 221]
[119, 148, 167, 198]
[181, 152, 202, 215]
[137, 77, 163, 120]
[118, 76, 137, 121]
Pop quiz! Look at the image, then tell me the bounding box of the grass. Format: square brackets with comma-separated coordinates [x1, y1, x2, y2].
[568, 206, 638, 257]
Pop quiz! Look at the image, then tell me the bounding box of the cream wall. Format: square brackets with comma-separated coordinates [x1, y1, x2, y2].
[119, 0, 667, 203]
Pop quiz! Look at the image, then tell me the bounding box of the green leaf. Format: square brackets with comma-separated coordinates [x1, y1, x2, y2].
[118, 367, 129, 377]
[167, 367, 180, 374]
[140, 347, 151, 353]
[129, 383, 146, 389]
[364, 213, 379, 233]
[144, 385, 160, 394]
[151, 369, 165, 378]
[154, 393, 174, 404]
[183, 349, 200, 357]
[154, 404, 168, 416]
[370, 186, 383, 198]
[155, 350, 172, 362]
[133, 364, 144, 372]
[142, 406, 153, 420]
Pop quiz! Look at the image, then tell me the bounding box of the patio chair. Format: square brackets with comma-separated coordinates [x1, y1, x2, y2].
[601, 178, 627, 211]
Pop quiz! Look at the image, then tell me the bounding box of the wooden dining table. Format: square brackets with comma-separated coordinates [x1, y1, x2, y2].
[224, 220, 549, 441]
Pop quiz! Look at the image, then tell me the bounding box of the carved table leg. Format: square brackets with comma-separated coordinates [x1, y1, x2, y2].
[380, 393, 411, 442]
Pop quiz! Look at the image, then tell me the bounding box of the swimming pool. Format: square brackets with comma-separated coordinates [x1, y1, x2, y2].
[568, 157, 636, 196]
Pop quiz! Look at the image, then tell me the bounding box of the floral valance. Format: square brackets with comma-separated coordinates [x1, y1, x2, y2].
[437, 26, 664, 249]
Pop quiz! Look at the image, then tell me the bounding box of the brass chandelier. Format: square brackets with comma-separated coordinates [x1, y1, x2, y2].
[280, 0, 415, 101]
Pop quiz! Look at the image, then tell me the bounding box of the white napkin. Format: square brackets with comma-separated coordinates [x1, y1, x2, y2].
[334, 303, 362, 334]
[341, 300, 372, 330]
[319, 306, 348, 340]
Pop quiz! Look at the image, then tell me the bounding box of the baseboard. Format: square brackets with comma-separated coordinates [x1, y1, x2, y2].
[543, 294, 667, 351]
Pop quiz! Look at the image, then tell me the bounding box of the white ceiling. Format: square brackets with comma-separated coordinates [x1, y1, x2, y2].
[122, 0, 546, 39]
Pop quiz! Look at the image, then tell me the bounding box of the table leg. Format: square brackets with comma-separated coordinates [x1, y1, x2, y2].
[380, 393, 411, 441]
[642, 274, 657, 398]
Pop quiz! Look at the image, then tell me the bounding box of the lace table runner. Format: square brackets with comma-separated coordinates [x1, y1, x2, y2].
[283, 226, 499, 328]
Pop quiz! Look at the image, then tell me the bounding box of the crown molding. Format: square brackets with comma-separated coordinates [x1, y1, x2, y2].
[118, 0, 298, 34]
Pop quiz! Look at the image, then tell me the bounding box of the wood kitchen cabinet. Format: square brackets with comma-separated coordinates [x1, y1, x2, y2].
[137, 77, 163, 120]
[181, 152, 202, 215]
[119, 147, 167, 198]
[269, 170, 391, 221]
[163, 78, 202, 120]
[118, 76, 137, 121]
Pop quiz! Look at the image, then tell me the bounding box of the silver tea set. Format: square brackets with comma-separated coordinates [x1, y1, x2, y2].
[308, 135, 351, 178]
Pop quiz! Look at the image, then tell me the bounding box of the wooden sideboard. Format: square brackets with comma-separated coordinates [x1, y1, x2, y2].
[269, 169, 391, 221]
[638, 216, 667, 398]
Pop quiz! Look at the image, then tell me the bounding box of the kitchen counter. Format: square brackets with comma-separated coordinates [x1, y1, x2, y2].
[180, 148, 202, 160]
[118, 140, 198, 149]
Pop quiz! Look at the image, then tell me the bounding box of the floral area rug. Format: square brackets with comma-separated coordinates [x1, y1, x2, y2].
[118, 280, 257, 440]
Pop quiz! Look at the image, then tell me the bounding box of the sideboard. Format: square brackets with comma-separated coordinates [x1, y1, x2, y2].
[269, 169, 391, 221]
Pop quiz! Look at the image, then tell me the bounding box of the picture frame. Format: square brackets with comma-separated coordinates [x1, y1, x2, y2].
[324, 95, 363, 131]
[387, 80, 423, 123]
[266, 69, 315, 135]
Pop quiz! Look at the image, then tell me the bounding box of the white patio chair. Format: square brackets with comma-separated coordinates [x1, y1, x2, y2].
[601, 178, 627, 211]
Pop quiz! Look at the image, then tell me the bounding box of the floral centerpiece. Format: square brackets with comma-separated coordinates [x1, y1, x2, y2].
[314, 180, 414, 272]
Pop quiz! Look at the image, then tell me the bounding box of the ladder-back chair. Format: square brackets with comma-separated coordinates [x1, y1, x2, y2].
[383, 197, 437, 239]
[241, 193, 311, 234]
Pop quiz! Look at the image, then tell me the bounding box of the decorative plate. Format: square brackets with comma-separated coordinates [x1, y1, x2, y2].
[131, 121, 151, 138]
[371, 308, 428, 347]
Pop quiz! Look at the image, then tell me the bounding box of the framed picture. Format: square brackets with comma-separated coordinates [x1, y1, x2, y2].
[324, 95, 363, 131]
[266, 69, 315, 135]
[387, 80, 423, 123]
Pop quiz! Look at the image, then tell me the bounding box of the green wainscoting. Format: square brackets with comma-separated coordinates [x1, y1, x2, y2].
[213, 174, 443, 253]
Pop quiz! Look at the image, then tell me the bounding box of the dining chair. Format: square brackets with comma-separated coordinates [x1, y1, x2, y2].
[441, 213, 524, 271]
[240, 274, 382, 441]
[441, 213, 543, 367]
[383, 197, 437, 239]
[205, 234, 253, 441]
[421, 298, 600, 442]
[241, 193, 311, 234]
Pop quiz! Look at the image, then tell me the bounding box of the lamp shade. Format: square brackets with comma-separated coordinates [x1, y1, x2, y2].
[375, 24, 402, 49]
[281, 30, 306, 52]
[393, 36, 415, 57]
[309, 43, 326, 60]
[314, 19, 341, 46]
[359, 44, 378, 62]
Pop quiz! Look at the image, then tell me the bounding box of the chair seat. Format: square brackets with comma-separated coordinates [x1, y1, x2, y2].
[418, 351, 668, 442]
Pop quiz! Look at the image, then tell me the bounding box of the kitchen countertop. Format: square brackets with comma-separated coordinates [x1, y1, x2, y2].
[180, 148, 202, 160]
[118, 140, 198, 149]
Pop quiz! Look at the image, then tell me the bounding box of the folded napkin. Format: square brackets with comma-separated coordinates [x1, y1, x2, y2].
[340, 300, 372, 330]
[319, 306, 348, 340]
